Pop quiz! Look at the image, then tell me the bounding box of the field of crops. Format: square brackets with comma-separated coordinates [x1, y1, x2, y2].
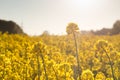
[0, 33, 120, 80]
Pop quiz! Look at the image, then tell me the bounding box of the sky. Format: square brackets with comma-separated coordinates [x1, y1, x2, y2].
[0, 0, 120, 35]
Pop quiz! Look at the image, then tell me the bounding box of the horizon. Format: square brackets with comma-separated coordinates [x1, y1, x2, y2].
[0, 0, 120, 35]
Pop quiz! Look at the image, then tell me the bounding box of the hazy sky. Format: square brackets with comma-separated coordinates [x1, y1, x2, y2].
[0, 0, 120, 35]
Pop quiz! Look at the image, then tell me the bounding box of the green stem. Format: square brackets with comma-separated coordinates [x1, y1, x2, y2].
[52, 66, 59, 80]
[40, 53, 48, 80]
[37, 53, 40, 80]
[101, 46, 116, 80]
[48, 54, 58, 80]
[73, 31, 81, 80]
[64, 64, 66, 80]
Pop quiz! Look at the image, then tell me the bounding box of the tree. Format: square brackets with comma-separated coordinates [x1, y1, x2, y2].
[41, 30, 50, 36]
[0, 19, 24, 34]
[66, 23, 79, 35]
[94, 28, 111, 35]
[111, 20, 120, 35]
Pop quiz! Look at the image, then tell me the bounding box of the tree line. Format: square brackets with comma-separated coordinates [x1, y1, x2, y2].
[0, 19, 120, 35]
[92, 20, 120, 35]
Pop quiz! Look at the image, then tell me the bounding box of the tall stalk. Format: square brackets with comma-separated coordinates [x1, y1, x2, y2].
[40, 53, 48, 80]
[25, 52, 28, 80]
[37, 53, 40, 80]
[48, 53, 58, 80]
[52, 66, 59, 80]
[101, 46, 116, 80]
[64, 64, 67, 80]
[73, 31, 81, 80]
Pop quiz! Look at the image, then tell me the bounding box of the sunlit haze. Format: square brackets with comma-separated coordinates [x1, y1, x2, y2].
[0, 0, 120, 35]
